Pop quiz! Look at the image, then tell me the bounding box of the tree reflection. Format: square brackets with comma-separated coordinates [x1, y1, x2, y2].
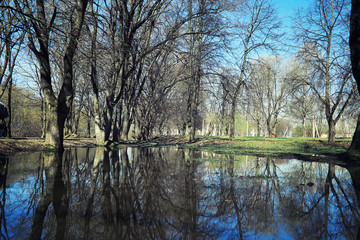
[281, 163, 360, 239]
[30, 151, 69, 240]
[224, 157, 282, 239]
[2, 147, 360, 239]
[0, 154, 9, 239]
[345, 164, 360, 239]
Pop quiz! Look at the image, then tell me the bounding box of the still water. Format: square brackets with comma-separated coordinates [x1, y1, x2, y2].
[1, 147, 360, 239]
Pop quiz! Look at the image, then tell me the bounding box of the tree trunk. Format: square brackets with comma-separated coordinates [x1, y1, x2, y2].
[112, 107, 119, 142]
[104, 100, 114, 142]
[312, 116, 316, 138]
[186, 100, 196, 142]
[350, 113, 360, 150]
[56, 0, 89, 150]
[120, 109, 131, 141]
[7, 76, 12, 138]
[93, 95, 105, 144]
[350, 0, 360, 151]
[302, 118, 306, 137]
[89, 2, 105, 145]
[41, 98, 46, 139]
[43, 84, 61, 149]
[257, 121, 261, 137]
[74, 106, 81, 135]
[266, 118, 272, 137]
[328, 118, 336, 144]
[87, 109, 91, 138]
[65, 102, 74, 137]
[229, 98, 236, 140]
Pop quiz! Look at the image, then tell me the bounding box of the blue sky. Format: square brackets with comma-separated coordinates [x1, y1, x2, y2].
[274, 0, 312, 19]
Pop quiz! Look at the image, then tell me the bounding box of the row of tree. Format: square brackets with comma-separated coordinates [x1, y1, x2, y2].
[0, 0, 359, 150]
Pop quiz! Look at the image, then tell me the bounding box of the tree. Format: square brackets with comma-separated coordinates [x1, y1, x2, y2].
[135, 46, 184, 140]
[227, 0, 282, 140]
[179, 0, 230, 142]
[349, 0, 360, 150]
[290, 45, 325, 138]
[0, 0, 24, 137]
[86, 0, 179, 144]
[13, 0, 89, 149]
[246, 56, 293, 137]
[1, 85, 42, 137]
[294, 0, 355, 144]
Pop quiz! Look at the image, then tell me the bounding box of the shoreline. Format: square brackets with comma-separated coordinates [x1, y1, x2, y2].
[0, 136, 358, 165]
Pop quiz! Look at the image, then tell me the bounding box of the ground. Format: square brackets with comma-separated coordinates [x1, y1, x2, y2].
[0, 136, 358, 164]
[0, 137, 97, 155]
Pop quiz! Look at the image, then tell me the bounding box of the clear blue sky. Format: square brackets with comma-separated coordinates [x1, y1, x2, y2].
[274, 0, 312, 27]
[274, 0, 312, 18]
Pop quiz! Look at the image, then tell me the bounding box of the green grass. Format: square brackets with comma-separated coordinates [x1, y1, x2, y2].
[116, 135, 355, 162]
[179, 136, 351, 159]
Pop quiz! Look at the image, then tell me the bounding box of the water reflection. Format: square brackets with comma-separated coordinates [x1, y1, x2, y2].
[1, 147, 360, 239]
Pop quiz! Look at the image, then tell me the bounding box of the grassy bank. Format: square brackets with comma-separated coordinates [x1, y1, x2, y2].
[140, 136, 354, 162]
[0, 136, 356, 163]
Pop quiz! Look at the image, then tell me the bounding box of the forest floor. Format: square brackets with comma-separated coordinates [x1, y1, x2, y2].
[0, 136, 358, 164]
[0, 137, 97, 155]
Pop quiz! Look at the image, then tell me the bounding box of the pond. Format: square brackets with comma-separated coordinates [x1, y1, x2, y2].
[1, 147, 360, 239]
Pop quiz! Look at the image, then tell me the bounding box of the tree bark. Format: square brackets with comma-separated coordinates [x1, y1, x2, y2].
[350, 113, 360, 150]
[328, 118, 336, 144]
[112, 106, 120, 142]
[41, 98, 46, 139]
[229, 98, 237, 140]
[7, 76, 12, 138]
[104, 98, 114, 142]
[350, 0, 360, 151]
[89, 2, 105, 145]
[120, 106, 131, 141]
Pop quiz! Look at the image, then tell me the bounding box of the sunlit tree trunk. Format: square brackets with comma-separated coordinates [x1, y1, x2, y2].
[120, 104, 131, 141]
[88, 1, 105, 145]
[185, 0, 196, 142]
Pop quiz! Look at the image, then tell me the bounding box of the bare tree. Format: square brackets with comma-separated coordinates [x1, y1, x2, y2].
[228, 0, 282, 140]
[293, 0, 356, 144]
[12, 0, 89, 149]
[0, 1, 23, 97]
[246, 56, 293, 137]
[86, 0, 178, 144]
[181, 0, 228, 142]
[0, 0, 24, 137]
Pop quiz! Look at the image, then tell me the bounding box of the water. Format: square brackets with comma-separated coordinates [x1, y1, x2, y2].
[1, 147, 360, 239]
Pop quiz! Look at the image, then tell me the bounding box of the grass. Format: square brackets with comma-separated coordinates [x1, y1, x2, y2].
[152, 135, 352, 161]
[0, 135, 355, 163]
[239, 137, 348, 156]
